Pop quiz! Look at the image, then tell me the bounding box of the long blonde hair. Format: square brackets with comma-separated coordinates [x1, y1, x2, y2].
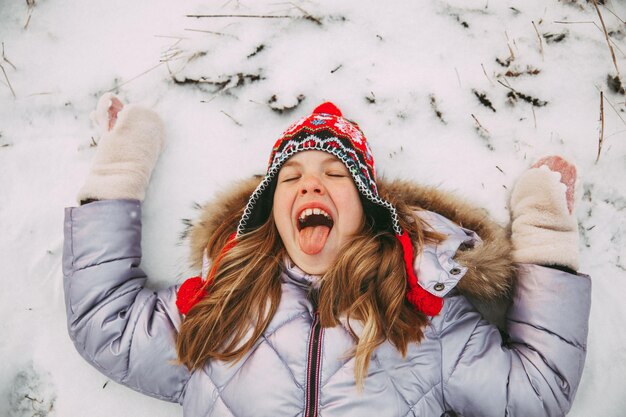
[176, 199, 444, 386]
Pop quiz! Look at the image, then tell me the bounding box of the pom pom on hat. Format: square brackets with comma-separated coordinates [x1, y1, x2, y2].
[176, 233, 238, 315]
[313, 102, 343, 117]
[176, 276, 205, 315]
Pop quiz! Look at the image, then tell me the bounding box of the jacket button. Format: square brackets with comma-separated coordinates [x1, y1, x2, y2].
[450, 267, 462, 275]
[434, 283, 445, 291]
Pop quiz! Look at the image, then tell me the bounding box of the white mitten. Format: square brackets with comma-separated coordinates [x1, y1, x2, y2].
[510, 158, 579, 271]
[78, 94, 165, 202]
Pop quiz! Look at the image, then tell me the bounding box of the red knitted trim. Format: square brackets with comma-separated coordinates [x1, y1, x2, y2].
[396, 231, 443, 316]
[176, 233, 237, 315]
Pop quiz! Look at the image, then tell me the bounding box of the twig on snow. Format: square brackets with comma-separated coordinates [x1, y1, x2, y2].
[0, 42, 16, 98]
[183, 28, 240, 40]
[288, 3, 323, 25]
[188, 13, 292, 18]
[108, 62, 165, 91]
[601, 5, 625, 25]
[187, 13, 321, 25]
[596, 91, 605, 164]
[221, 110, 243, 126]
[24, 0, 35, 29]
[553, 20, 595, 24]
[481, 63, 494, 86]
[2, 43, 17, 70]
[595, 84, 626, 125]
[554, 20, 626, 58]
[471, 114, 489, 134]
[531, 21, 544, 59]
[0, 65, 16, 98]
[592, 0, 621, 79]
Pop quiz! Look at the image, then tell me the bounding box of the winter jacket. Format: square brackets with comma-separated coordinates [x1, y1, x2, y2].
[62, 178, 591, 417]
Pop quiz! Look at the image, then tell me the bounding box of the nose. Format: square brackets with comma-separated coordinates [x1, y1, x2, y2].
[299, 174, 325, 196]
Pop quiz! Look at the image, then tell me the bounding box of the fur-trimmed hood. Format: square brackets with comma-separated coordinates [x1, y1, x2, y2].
[186, 177, 515, 325]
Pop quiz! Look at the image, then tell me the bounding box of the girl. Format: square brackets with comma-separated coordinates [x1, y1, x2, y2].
[63, 96, 590, 417]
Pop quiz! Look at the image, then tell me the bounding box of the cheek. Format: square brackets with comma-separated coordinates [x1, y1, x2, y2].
[272, 187, 293, 238]
[336, 188, 364, 234]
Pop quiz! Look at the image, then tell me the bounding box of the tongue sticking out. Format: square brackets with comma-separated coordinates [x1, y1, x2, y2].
[297, 212, 334, 255]
[298, 226, 331, 255]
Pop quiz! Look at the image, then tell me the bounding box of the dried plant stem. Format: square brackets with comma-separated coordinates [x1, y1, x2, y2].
[532, 21, 544, 58]
[596, 91, 605, 164]
[288, 3, 322, 25]
[2, 43, 17, 70]
[184, 28, 240, 39]
[554, 20, 626, 58]
[455, 67, 462, 88]
[481, 63, 494, 86]
[188, 14, 294, 19]
[0, 64, 16, 98]
[504, 30, 516, 61]
[221, 111, 242, 126]
[602, 5, 625, 24]
[595, 83, 626, 125]
[24, 10, 33, 29]
[592, 0, 620, 79]
[109, 62, 165, 91]
[471, 114, 490, 134]
[553, 21, 595, 24]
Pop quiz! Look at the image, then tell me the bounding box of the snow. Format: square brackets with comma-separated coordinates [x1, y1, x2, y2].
[1, 0, 625, 415]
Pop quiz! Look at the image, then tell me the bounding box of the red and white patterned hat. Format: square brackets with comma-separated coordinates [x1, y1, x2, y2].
[236, 102, 402, 237]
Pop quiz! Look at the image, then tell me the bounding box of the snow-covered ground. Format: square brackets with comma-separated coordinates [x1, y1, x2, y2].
[1, 0, 625, 415]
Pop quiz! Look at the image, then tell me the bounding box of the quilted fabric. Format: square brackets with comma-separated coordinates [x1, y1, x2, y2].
[63, 199, 591, 417]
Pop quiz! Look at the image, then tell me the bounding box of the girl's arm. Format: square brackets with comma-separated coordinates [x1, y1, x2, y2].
[440, 157, 590, 416]
[63, 199, 191, 403]
[63, 95, 190, 402]
[439, 265, 590, 416]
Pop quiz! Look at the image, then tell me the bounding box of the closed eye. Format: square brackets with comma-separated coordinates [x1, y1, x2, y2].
[281, 175, 300, 183]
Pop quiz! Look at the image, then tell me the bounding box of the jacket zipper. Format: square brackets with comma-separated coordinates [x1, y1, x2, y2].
[305, 312, 324, 417]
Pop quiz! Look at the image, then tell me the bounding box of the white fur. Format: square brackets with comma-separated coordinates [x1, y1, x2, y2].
[78, 97, 165, 202]
[510, 166, 579, 271]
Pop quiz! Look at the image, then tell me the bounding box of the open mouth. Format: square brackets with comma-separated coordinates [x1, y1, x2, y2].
[297, 208, 334, 231]
[296, 207, 334, 255]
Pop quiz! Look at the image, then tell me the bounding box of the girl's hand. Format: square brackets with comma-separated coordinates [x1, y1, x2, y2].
[107, 95, 124, 131]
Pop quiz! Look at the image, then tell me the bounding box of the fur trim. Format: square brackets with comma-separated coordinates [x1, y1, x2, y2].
[185, 177, 516, 325]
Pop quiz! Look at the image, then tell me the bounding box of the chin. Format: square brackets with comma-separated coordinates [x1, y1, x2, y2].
[292, 251, 335, 275]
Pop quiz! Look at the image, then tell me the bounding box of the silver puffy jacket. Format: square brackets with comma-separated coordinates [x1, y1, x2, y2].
[63, 199, 591, 417]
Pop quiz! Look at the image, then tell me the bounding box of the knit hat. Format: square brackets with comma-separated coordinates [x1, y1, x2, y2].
[176, 102, 443, 317]
[236, 102, 401, 238]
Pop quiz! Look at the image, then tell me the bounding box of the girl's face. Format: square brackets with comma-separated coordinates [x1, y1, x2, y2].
[273, 150, 365, 275]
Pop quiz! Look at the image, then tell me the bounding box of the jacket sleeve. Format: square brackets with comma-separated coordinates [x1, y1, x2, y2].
[62, 199, 191, 403]
[439, 264, 591, 417]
